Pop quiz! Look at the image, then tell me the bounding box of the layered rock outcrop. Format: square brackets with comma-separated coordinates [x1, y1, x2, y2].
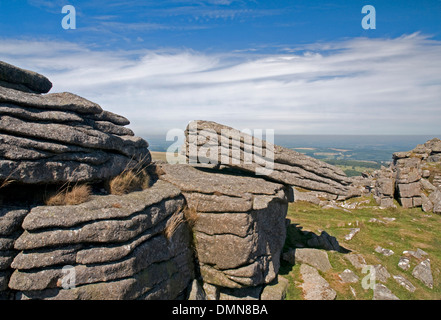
[0, 61, 150, 185]
[183, 120, 355, 200]
[1, 61, 293, 300]
[370, 138, 441, 212]
[8, 180, 194, 300]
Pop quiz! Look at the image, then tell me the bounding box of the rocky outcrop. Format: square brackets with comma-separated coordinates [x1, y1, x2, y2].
[372, 168, 396, 208]
[183, 120, 355, 199]
[8, 180, 194, 300]
[368, 138, 441, 211]
[158, 163, 289, 289]
[0, 61, 297, 301]
[0, 60, 150, 185]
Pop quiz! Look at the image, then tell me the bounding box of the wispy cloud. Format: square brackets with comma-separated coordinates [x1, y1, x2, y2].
[1, 33, 440, 137]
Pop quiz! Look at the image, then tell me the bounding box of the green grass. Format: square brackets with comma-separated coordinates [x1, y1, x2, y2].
[281, 197, 441, 300]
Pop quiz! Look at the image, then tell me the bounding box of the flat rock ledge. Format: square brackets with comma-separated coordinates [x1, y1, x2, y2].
[182, 120, 356, 199]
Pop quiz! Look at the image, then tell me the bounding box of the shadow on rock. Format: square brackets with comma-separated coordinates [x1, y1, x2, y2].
[284, 223, 351, 254]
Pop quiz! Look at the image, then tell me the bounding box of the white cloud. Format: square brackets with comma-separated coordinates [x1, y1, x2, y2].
[0, 33, 441, 138]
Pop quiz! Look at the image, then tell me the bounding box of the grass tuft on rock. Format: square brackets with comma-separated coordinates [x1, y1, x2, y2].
[46, 184, 91, 206]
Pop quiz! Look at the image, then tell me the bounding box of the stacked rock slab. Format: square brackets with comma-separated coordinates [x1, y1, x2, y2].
[0, 207, 29, 300]
[372, 168, 396, 208]
[392, 139, 441, 210]
[8, 180, 195, 300]
[0, 61, 150, 185]
[368, 138, 441, 211]
[183, 120, 355, 200]
[158, 163, 289, 290]
[393, 153, 423, 208]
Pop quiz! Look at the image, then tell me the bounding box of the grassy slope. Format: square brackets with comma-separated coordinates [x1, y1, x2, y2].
[281, 197, 441, 300]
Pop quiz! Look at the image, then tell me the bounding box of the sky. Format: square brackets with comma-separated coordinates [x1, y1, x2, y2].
[0, 0, 441, 137]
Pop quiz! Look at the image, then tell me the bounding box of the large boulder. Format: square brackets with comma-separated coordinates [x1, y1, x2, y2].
[182, 120, 354, 199]
[8, 180, 195, 300]
[158, 163, 289, 289]
[0, 61, 150, 185]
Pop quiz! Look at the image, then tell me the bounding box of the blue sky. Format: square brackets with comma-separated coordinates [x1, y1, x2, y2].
[1, 1, 441, 136]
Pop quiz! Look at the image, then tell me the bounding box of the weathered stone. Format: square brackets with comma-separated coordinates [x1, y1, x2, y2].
[0, 61, 52, 94]
[260, 275, 289, 300]
[0, 116, 146, 157]
[345, 254, 367, 270]
[10, 215, 194, 300]
[344, 228, 360, 241]
[203, 282, 219, 300]
[377, 197, 395, 208]
[15, 197, 184, 251]
[16, 251, 193, 300]
[373, 284, 399, 300]
[11, 245, 80, 270]
[373, 264, 391, 283]
[0, 103, 84, 123]
[393, 275, 416, 293]
[0, 208, 28, 236]
[375, 246, 394, 257]
[375, 177, 394, 197]
[421, 179, 437, 192]
[398, 257, 411, 271]
[283, 248, 332, 273]
[159, 163, 285, 198]
[92, 120, 134, 136]
[399, 197, 414, 209]
[86, 110, 130, 126]
[397, 182, 421, 198]
[293, 188, 321, 205]
[184, 120, 352, 198]
[429, 190, 441, 214]
[300, 264, 336, 300]
[424, 138, 441, 153]
[339, 269, 359, 283]
[412, 259, 433, 289]
[23, 180, 180, 231]
[0, 62, 150, 185]
[0, 86, 101, 114]
[404, 248, 429, 260]
[421, 194, 433, 213]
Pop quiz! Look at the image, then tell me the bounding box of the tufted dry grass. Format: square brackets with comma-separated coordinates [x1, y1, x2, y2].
[164, 206, 199, 241]
[46, 184, 91, 206]
[108, 156, 152, 195]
